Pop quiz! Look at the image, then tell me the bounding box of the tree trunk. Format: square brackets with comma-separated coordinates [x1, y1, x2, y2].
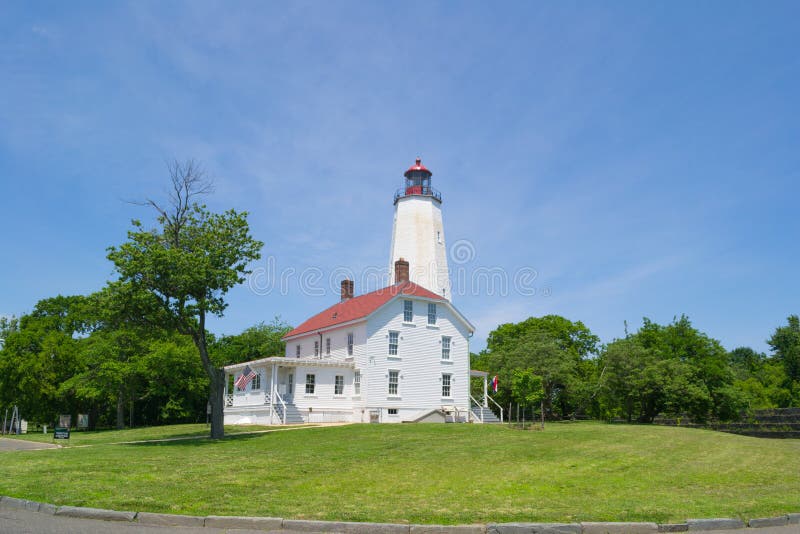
[116, 387, 125, 430]
[192, 314, 225, 439]
[208, 368, 225, 439]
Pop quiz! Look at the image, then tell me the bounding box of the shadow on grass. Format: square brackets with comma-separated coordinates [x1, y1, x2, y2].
[122, 431, 275, 447]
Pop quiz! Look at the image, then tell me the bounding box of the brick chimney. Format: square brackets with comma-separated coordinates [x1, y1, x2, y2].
[340, 279, 354, 301]
[395, 258, 410, 284]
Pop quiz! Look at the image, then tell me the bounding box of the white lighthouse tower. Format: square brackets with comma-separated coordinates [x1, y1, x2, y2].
[388, 158, 451, 299]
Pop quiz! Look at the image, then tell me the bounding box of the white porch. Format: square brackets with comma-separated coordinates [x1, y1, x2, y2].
[224, 357, 356, 425]
[469, 370, 504, 423]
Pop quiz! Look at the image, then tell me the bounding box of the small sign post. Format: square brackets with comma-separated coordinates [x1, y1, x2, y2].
[53, 427, 70, 441]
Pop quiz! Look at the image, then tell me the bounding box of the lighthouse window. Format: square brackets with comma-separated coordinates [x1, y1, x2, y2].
[437, 231, 442, 244]
[441, 336, 451, 360]
[403, 300, 413, 323]
[442, 373, 452, 398]
[388, 370, 399, 396]
[427, 303, 437, 325]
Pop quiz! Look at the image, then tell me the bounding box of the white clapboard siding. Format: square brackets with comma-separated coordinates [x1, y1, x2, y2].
[364, 296, 471, 420]
[284, 323, 368, 363]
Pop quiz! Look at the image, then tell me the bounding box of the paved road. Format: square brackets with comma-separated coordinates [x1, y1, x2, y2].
[0, 438, 58, 452]
[0, 508, 310, 534]
[1, 509, 798, 534]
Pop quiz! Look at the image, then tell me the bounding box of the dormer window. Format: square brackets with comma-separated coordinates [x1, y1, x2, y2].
[427, 303, 437, 326]
[403, 300, 413, 323]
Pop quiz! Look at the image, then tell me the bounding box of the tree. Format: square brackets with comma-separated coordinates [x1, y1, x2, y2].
[0, 296, 88, 423]
[107, 160, 263, 439]
[482, 315, 599, 420]
[510, 369, 545, 427]
[211, 318, 291, 367]
[768, 315, 800, 394]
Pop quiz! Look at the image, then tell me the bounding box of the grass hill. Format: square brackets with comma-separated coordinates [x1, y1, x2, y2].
[1, 422, 798, 524]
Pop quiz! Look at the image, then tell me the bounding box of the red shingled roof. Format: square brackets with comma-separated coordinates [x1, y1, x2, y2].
[283, 281, 444, 339]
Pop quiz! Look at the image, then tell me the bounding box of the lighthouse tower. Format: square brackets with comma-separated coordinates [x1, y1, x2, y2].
[388, 158, 451, 299]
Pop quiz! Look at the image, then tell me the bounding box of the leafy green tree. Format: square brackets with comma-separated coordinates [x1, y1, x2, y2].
[211, 318, 291, 367]
[511, 369, 545, 426]
[0, 315, 19, 347]
[600, 316, 747, 422]
[482, 315, 599, 419]
[107, 161, 263, 439]
[0, 296, 88, 423]
[768, 315, 800, 395]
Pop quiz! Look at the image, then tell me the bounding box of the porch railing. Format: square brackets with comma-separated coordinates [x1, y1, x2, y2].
[487, 395, 504, 423]
[274, 390, 287, 425]
[469, 395, 484, 423]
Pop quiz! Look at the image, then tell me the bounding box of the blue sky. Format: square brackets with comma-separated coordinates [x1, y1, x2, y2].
[1, 2, 798, 354]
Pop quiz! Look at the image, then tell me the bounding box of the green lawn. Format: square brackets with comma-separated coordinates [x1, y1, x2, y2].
[3, 423, 279, 446]
[1, 422, 798, 524]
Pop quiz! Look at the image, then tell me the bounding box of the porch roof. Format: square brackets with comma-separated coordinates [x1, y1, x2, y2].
[224, 357, 356, 373]
[470, 370, 489, 377]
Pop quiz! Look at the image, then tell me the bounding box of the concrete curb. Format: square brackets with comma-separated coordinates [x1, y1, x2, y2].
[204, 515, 283, 530]
[747, 516, 789, 528]
[282, 519, 410, 533]
[487, 523, 581, 533]
[137, 511, 205, 527]
[54, 505, 137, 522]
[582, 522, 659, 534]
[0, 496, 42, 513]
[686, 519, 745, 531]
[2, 496, 798, 533]
[658, 525, 689, 532]
[411, 525, 486, 533]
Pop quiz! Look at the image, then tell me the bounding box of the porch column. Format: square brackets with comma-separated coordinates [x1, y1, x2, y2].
[483, 374, 488, 407]
[271, 363, 278, 424]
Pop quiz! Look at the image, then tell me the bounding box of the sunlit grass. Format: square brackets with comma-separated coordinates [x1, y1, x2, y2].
[1, 422, 798, 524]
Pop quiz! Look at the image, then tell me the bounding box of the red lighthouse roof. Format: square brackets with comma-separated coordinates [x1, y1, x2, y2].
[404, 158, 432, 177]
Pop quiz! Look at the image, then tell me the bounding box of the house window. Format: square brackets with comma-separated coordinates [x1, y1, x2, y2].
[326, 337, 331, 356]
[347, 332, 354, 356]
[427, 303, 437, 325]
[354, 371, 361, 395]
[403, 299, 413, 322]
[388, 370, 399, 396]
[335, 375, 344, 396]
[251, 370, 261, 391]
[441, 336, 451, 360]
[296, 344, 301, 358]
[314, 340, 319, 358]
[388, 408, 398, 415]
[288, 373, 293, 395]
[305, 374, 315, 395]
[388, 331, 399, 356]
[442, 373, 452, 398]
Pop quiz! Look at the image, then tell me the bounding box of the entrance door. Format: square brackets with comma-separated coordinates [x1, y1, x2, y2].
[279, 371, 294, 402]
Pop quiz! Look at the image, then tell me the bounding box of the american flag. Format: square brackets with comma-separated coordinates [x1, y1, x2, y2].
[491, 375, 499, 393]
[235, 365, 257, 390]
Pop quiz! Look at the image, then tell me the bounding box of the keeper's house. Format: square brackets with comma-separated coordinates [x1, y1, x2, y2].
[223, 159, 501, 424]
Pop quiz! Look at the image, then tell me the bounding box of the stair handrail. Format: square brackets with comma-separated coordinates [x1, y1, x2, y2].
[486, 395, 504, 423]
[469, 395, 484, 423]
[275, 390, 287, 425]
